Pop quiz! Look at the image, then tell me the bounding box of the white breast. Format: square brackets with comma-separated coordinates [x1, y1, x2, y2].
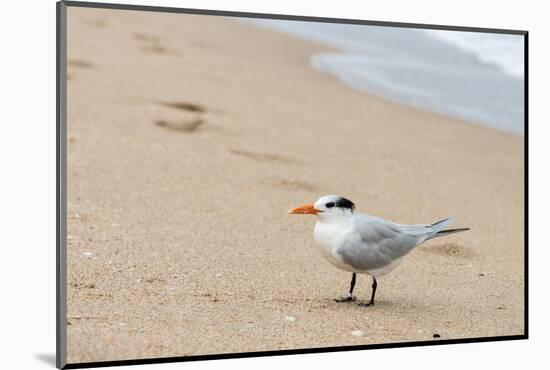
[313, 220, 358, 273]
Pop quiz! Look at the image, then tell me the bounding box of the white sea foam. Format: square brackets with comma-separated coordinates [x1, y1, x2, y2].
[246, 19, 525, 134]
[423, 30, 524, 79]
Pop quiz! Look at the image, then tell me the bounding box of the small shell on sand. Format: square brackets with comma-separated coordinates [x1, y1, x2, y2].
[285, 316, 296, 322]
[351, 330, 366, 337]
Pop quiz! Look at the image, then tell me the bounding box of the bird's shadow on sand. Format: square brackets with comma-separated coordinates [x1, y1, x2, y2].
[34, 353, 56, 367]
[319, 296, 432, 313]
[320, 297, 392, 311]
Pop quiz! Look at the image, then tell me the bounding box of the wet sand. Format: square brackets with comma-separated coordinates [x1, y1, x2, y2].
[65, 7, 525, 363]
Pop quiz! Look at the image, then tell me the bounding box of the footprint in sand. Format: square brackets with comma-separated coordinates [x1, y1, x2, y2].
[230, 149, 298, 164]
[67, 59, 95, 81]
[279, 179, 316, 191]
[134, 33, 177, 55]
[86, 18, 107, 28]
[68, 59, 94, 69]
[420, 243, 475, 259]
[70, 282, 96, 289]
[156, 101, 205, 113]
[262, 178, 317, 192]
[155, 118, 205, 133]
[153, 100, 209, 133]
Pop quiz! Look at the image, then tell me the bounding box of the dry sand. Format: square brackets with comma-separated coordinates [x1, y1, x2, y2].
[65, 7, 525, 364]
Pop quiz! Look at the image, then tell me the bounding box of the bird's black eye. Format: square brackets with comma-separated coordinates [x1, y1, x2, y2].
[326, 202, 335, 208]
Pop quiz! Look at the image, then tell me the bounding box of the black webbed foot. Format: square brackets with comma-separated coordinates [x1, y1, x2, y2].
[357, 301, 374, 307]
[334, 295, 356, 303]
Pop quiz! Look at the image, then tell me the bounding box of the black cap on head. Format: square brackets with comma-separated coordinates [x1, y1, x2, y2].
[335, 197, 356, 212]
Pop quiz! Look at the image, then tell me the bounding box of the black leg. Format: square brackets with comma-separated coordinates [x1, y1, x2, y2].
[359, 276, 377, 307]
[349, 273, 357, 295]
[369, 277, 377, 305]
[335, 273, 357, 302]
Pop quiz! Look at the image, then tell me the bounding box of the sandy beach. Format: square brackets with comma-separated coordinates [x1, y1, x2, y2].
[65, 7, 525, 364]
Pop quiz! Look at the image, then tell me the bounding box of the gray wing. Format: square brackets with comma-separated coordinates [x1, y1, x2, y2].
[337, 214, 437, 271]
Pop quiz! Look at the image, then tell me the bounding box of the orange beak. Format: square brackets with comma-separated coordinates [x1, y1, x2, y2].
[288, 204, 320, 215]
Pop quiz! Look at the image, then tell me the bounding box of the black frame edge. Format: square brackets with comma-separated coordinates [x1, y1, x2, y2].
[62, 0, 527, 35]
[523, 32, 529, 338]
[56, 1, 68, 369]
[63, 335, 527, 369]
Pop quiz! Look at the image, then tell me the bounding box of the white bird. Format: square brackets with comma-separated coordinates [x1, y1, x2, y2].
[289, 195, 469, 306]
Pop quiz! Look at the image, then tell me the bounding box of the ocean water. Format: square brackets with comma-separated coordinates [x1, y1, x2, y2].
[246, 19, 525, 135]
